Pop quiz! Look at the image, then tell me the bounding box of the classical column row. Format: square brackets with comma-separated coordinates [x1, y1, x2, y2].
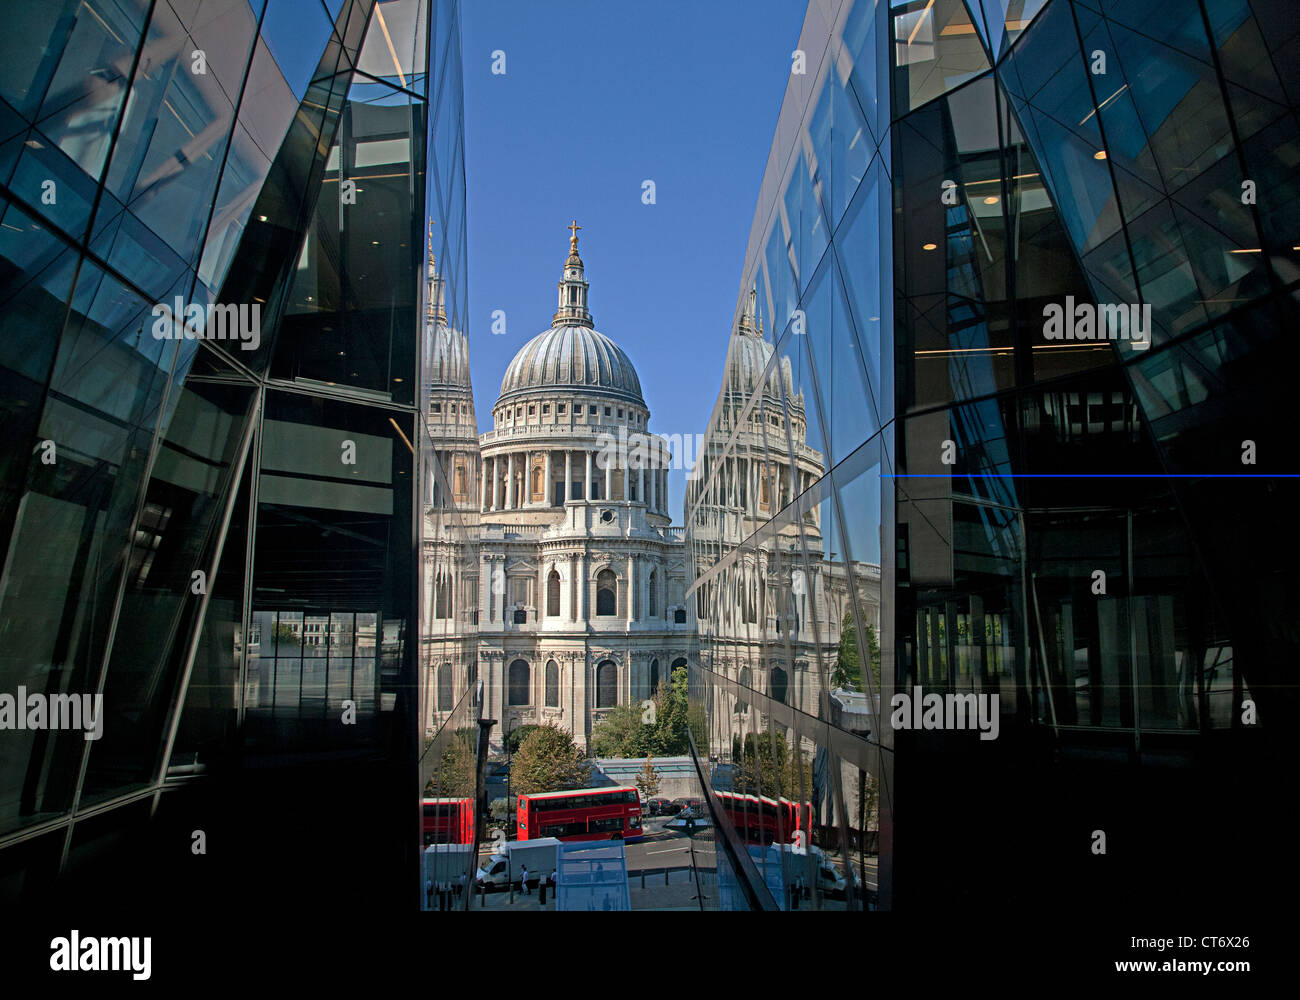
[479, 448, 670, 514]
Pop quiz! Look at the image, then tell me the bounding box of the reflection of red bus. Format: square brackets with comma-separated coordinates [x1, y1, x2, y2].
[716, 791, 811, 844]
[517, 787, 643, 842]
[422, 797, 474, 845]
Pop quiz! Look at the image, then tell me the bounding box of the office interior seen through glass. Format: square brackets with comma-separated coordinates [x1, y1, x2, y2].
[1, 0, 1298, 920]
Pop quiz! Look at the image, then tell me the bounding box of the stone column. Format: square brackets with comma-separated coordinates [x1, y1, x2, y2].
[605, 456, 612, 502]
[544, 450, 552, 506]
[584, 450, 592, 501]
[627, 553, 636, 624]
[564, 450, 572, 504]
[648, 457, 656, 512]
[506, 453, 515, 509]
[480, 459, 488, 512]
[578, 551, 587, 620]
[622, 459, 629, 503]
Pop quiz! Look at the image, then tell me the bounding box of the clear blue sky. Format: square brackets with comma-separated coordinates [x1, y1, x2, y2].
[459, 0, 808, 524]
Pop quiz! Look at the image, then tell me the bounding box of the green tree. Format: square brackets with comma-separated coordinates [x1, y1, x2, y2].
[634, 755, 660, 801]
[831, 612, 882, 693]
[504, 724, 542, 756]
[588, 704, 651, 758]
[732, 731, 814, 801]
[512, 722, 591, 794]
[652, 665, 690, 755]
[586, 665, 691, 757]
[424, 727, 475, 797]
[832, 611, 861, 689]
[272, 622, 298, 645]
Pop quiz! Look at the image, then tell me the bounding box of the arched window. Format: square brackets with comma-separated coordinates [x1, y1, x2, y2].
[545, 660, 559, 707]
[434, 570, 451, 619]
[547, 570, 561, 618]
[648, 569, 657, 617]
[770, 665, 788, 705]
[649, 658, 660, 696]
[596, 660, 618, 708]
[508, 659, 530, 706]
[596, 568, 616, 616]
[437, 663, 452, 711]
[531, 464, 543, 499]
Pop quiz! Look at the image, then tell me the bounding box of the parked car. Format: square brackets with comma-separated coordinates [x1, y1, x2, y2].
[646, 797, 674, 816]
[671, 797, 705, 817]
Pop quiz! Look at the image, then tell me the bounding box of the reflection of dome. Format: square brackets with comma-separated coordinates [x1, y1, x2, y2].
[498, 325, 644, 406]
[727, 288, 794, 399]
[428, 325, 470, 388]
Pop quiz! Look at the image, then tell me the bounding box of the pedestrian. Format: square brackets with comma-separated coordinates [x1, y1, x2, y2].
[520, 864, 530, 896]
[458, 872, 467, 898]
[538, 869, 548, 905]
[440, 879, 450, 911]
[425, 877, 433, 910]
[550, 867, 558, 895]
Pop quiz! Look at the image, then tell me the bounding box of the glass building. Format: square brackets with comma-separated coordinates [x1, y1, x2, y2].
[686, 0, 1300, 913]
[0, 0, 466, 912]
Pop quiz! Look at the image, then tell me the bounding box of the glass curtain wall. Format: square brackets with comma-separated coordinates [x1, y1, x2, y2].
[685, 0, 895, 913]
[0, 0, 458, 909]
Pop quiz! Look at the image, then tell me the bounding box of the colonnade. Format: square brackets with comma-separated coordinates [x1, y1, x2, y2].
[479, 447, 670, 514]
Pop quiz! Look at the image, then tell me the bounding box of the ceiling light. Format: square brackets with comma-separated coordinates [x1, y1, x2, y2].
[983, 196, 999, 204]
[1094, 150, 1107, 160]
[922, 243, 937, 251]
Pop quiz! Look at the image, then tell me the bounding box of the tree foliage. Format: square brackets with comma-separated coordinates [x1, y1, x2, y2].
[424, 727, 476, 797]
[512, 722, 591, 794]
[731, 731, 814, 801]
[587, 665, 690, 757]
[505, 724, 542, 756]
[831, 611, 881, 692]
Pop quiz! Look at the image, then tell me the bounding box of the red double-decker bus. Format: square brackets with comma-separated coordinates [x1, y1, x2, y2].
[422, 797, 474, 845]
[516, 787, 643, 842]
[716, 791, 811, 844]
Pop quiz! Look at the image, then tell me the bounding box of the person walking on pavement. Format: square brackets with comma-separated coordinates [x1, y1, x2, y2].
[425, 877, 434, 910]
[538, 867, 548, 905]
[520, 864, 530, 896]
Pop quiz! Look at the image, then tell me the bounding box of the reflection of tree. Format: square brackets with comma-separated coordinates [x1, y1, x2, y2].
[831, 611, 881, 693]
[273, 622, 298, 645]
[731, 731, 813, 800]
[425, 727, 476, 797]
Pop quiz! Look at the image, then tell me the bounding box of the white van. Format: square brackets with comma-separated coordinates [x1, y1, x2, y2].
[475, 838, 562, 890]
[765, 843, 848, 896]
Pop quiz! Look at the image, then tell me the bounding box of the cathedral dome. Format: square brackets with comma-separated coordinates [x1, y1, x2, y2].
[428, 324, 470, 388]
[727, 288, 794, 400]
[498, 324, 644, 406]
[496, 223, 645, 408]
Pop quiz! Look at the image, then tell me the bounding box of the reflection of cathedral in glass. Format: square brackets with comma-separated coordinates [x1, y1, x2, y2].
[421, 228, 689, 751]
[692, 288, 880, 735]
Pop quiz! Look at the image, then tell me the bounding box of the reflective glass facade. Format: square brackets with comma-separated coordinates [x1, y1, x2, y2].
[687, 0, 1300, 913]
[0, 0, 465, 912]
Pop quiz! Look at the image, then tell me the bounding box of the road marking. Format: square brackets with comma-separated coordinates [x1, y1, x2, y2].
[645, 846, 689, 855]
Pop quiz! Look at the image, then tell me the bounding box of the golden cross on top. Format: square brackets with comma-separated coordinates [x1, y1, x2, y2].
[568, 219, 581, 250]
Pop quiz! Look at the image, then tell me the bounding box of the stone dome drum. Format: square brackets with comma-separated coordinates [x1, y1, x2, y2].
[498, 324, 645, 407]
